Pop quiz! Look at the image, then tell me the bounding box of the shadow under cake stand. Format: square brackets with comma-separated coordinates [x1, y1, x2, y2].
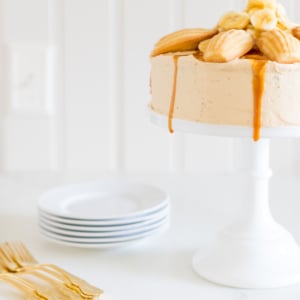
[148, 108, 300, 289]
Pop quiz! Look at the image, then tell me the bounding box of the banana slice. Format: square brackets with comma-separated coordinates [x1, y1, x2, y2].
[218, 11, 250, 31]
[250, 8, 277, 30]
[247, 0, 277, 11]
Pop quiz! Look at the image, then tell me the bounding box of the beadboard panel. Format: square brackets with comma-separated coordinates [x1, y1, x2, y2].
[0, 0, 56, 171]
[0, 0, 299, 175]
[1, 0, 48, 44]
[64, 0, 110, 171]
[184, 0, 236, 28]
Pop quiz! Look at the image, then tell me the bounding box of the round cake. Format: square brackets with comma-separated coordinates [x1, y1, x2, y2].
[149, 0, 300, 141]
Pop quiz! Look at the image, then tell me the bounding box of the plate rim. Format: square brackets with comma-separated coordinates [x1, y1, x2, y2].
[38, 180, 169, 220]
[39, 227, 167, 249]
[39, 212, 169, 232]
[39, 203, 170, 226]
[39, 221, 169, 243]
[39, 216, 169, 238]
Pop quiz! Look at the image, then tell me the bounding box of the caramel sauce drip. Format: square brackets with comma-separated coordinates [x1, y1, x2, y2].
[252, 60, 267, 141]
[168, 55, 179, 133]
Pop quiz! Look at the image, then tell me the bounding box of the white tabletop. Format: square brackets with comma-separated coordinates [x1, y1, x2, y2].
[0, 173, 300, 299]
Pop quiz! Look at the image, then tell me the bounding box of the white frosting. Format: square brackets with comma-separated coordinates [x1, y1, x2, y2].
[150, 54, 300, 128]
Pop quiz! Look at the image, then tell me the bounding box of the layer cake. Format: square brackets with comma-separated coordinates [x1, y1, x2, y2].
[149, 0, 300, 141]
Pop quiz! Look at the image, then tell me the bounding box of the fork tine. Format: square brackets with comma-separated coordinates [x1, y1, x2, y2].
[13, 241, 38, 264]
[1, 241, 36, 270]
[0, 246, 20, 272]
[5, 241, 28, 265]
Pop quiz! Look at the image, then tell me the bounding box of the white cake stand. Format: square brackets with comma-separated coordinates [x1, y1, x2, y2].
[147, 108, 300, 289]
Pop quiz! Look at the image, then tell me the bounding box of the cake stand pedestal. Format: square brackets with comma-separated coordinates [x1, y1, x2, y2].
[148, 108, 300, 288]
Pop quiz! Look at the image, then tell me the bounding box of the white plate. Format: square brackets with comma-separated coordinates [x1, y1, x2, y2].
[39, 221, 169, 243]
[39, 211, 169, 232]
[38, 180, 169, 220]
[39, 216, 169, 237]
[39, 225, 168, 249]
[39, 203, 170, 226]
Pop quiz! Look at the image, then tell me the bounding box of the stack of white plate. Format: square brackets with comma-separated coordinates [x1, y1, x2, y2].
[37, 181, 170, 248]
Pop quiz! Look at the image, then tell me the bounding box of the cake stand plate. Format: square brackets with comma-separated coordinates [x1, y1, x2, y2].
[147, 108, 300, 288]
[147, 108, 300, 138]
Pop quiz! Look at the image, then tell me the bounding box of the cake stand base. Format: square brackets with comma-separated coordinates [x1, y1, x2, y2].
[147, 109, 300, 288]
[193, 224, 300, 288]
[192, 138, 300, 288]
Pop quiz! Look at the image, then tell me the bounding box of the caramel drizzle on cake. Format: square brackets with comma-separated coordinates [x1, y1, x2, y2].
[252, 60, 267, 141]
[168, 55, 179, 133]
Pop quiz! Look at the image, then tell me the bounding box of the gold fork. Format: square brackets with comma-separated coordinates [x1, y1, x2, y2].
[0, 250, 55, 300]
[0, 241, 103, 299]
[0, 251, 83, 299]
[0, 272, 47, 300]
[21, 270, 84, 300]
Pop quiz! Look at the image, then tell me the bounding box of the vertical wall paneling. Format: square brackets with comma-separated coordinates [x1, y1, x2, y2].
[64, 0, 109, 171]
[48, 0, 65, 171]
[233, 0, 247, 11]
[169, 0, 185, 30]
[123, 0, 170, 173]
[3, 44, 53, 171]
[284, 0, 295, 21]
[295, 0, 300, 21]
[184, 0, 234, 28]
[168, 0, 185, 173]
[1, 0, 55, 171]
[0, 0, 5, 171]
[109, 0, 124, 173]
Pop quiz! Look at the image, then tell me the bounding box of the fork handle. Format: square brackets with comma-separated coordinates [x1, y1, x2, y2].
[21, 263, 102, 298]
[0, 273, 47, 300]
[43, 264, 103, 297]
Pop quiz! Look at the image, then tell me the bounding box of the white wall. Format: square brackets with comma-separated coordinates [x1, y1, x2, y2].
[0, 0, 300, 176]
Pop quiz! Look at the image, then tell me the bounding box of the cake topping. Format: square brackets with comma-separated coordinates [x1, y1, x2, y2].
[151, 0, 300, 64]
[249, 8, 277, 31]
[198, 39, 211, 53]
[150, 28, 218, 57]
[246, 0, 277, 11]
[218, 12, 250, 31]
[257, 29, 300, 63]
[150, 0, 300, 142]
[203, 30, 254, 63]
